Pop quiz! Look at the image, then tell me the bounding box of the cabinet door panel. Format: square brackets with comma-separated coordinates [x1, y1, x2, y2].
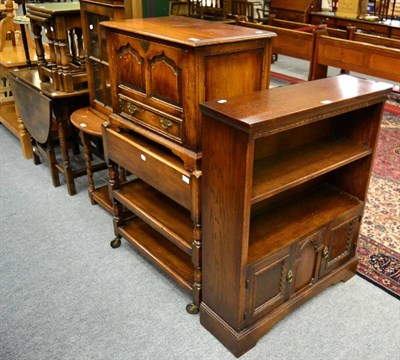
[116, 41, 146, 94]
[319, 208, 362, 277]
[112, 33, 186, 108]
[245, 247, 291, 325]
[293, 229, 324, 294]
[149, 51, 183, 107]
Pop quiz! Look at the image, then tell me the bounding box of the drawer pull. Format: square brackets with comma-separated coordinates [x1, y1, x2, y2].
[140, 154, 146, 162]
[287, 269, 294, 283]
[322, 246, 329, 259]
[160, 117, 173, 130]
[127, 102, 138, 115]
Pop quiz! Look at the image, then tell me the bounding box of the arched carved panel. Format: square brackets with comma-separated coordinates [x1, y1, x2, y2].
[294, 230, 324, 293]
[149, 52, 182, 106]
[117, 44, 145, 93]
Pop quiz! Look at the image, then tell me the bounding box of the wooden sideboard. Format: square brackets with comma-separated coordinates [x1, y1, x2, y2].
[199, 75, 392, 356]
[101, 16, 275, 312]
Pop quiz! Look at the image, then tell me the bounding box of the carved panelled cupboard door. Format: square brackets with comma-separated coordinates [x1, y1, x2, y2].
[245, 246, 292, 327]
[292, 229, 324, 295]
[319, 211, 362, 277]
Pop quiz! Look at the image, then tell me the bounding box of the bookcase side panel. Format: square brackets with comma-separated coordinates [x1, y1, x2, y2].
[201, 115, 254, 331]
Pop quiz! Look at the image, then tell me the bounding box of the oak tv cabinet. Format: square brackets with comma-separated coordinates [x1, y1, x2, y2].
[200, 75, 392, 357]
[101, 16, 275, 313]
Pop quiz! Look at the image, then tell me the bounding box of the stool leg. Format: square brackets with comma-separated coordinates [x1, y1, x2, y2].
[71, 125, 80, 156]
[81, 132, 96, 205]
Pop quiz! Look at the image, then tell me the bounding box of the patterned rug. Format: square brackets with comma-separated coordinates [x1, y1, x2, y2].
[357, 111, 400, 299]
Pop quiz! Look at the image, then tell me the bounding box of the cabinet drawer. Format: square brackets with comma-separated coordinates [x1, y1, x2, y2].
[104, 127, 192, 210]
[118, 94, 183, 143]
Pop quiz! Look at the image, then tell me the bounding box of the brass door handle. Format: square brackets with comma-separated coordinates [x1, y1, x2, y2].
[287, 269, 293, 283]
[322, 246, 329, 259]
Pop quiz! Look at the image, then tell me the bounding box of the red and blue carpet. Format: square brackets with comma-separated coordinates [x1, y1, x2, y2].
[357, 110, 400, 299]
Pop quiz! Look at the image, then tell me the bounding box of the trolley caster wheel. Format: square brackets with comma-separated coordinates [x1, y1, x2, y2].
[186, 303, 199, 315]
[110, 236, 121, 249]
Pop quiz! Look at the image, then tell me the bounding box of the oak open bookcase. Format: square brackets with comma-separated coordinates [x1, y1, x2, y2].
[199, 75, 392, 357]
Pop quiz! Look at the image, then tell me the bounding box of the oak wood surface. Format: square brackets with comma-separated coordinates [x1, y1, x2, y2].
[310, 33, 400, 82]
[91, 185, 113, 212]
[9, 68, 88, 99]
[114, 179, 194, 254]
[200, 75, 392, 132]
[248, 185, 362, 264]
[200, 75, 391, 356]
[310, 11, 400, 38]
[251, 137, 372, 203]
[117, 217, 194, 291]
[101, 15, 275, 47]
[70, 106, 106, 137]
[103, 15, 274, 309]
[104, 127, 192, 210]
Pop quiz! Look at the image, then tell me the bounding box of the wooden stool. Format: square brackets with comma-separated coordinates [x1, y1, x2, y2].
[70, 107, 111, 211]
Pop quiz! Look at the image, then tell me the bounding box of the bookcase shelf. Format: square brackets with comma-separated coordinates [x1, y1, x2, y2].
[114, 179, 194, 255]
[118, 218, 194, 292]
[249, 184, 363, 264]
[252, 137, 372, 203]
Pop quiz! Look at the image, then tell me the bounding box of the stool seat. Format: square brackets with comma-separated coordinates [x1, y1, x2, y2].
[70, 107, 105, 137]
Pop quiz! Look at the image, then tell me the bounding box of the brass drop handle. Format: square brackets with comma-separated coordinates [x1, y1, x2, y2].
[287, 269, 293, 283]
[127, 102, 138, 115]
[160, 117, 173, 130]
[322, 246, 329, 259]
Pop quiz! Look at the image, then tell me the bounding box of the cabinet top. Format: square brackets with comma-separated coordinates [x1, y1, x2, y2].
[200, 75, 392, 136]
[101, 16, 276, 47]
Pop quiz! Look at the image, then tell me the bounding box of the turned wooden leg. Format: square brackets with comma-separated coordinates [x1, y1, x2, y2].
[57, 116, 76, 196]
[15, 105, 33, 159]
[46, 137, 61, 188]
[31, 137, 41, 166]
[81, 132, 96, 205]
[187, 223, 202, 314]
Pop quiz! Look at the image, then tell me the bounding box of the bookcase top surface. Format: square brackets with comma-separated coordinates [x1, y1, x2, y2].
[200, 75, 392, 134]
[101, 16, 276, 46]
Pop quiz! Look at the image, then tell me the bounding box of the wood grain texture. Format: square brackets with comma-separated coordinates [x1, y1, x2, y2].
[200, 75, 391, 356]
